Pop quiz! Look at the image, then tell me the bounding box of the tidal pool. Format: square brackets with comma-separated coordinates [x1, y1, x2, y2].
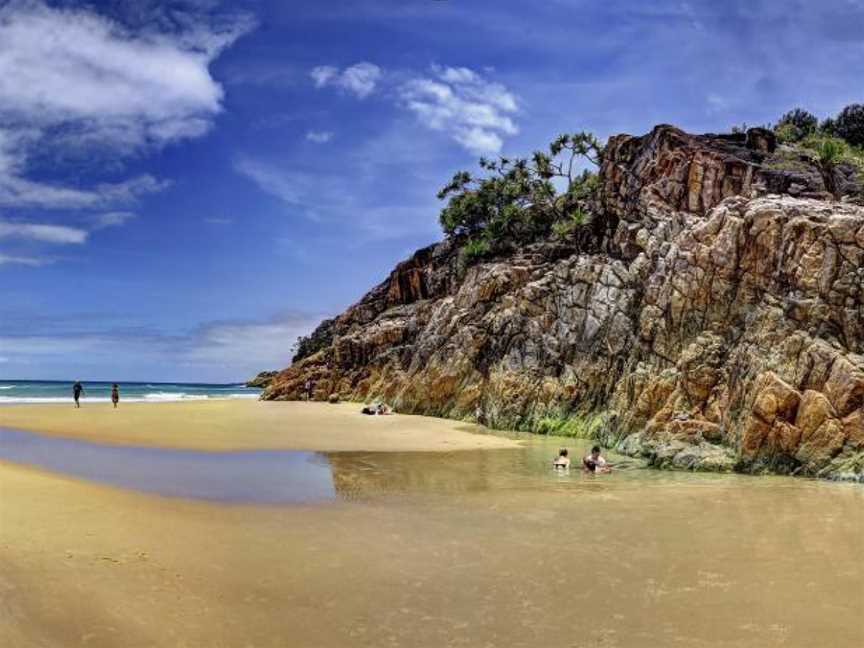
[1, 427, 861, 647]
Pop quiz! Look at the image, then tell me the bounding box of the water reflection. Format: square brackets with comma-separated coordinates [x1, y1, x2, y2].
[1, 427, 856, 507]
[0, 427, 335, 503]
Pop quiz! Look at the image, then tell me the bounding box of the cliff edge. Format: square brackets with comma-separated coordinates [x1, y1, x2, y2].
[262, 125, 864, 481]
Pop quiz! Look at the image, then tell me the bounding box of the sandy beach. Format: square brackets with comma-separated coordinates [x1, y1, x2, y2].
[2, 402, 862, 647]
[0, 400, 519, 452]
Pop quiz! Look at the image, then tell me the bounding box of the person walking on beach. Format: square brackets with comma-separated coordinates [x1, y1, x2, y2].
[72, 381, 84, 408]
[111, 383, 120, 408]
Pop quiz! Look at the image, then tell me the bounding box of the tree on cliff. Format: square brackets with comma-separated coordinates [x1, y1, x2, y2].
[824, 103, 864, 148]
[437, 132, 603, 256]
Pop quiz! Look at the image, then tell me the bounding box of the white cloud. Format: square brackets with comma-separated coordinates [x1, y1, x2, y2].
[234, 157, 308, 206]
[91, 211, 137, 229]
[0, 312, 323, 380]
[185, 315, 321, 368]
[0, 253, 53, 266]
[310, 65, 339, 88]
[0, 1, 250, 210]
[306, 130, 334, 143]
[310, 62, 382, 98]
[398, 65, 519, 154]
[0, 219, 88, 244]
[0, 2, 247, 149]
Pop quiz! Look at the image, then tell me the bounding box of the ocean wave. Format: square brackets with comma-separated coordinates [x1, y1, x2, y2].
[0, 393, 260, 404]
[144, 392, 210, 401]
[0, 385, 15, 390]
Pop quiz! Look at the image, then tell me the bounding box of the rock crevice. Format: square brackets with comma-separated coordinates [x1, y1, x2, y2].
[263, 125, 864, 481]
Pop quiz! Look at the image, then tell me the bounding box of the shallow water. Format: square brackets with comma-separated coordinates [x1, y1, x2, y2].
[1, 427, 862, 646]
[0, 427, 335, 503]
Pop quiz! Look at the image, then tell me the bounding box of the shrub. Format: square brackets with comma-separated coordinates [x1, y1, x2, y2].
[551, 207, 587, 238]
[800, 134, 864, 170]
[774, 108, 818, 143]
[533, 411, 606, 438]
[831, 103, 864, 148]
[461, 236, 492, 261]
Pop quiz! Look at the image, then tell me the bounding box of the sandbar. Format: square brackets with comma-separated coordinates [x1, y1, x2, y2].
[0, 400, 519, 452]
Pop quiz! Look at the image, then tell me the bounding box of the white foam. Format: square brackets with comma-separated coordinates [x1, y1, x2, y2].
[0, 393, 260, 404]
[145, 392, 209, 401]
[0, 386, 15, 390]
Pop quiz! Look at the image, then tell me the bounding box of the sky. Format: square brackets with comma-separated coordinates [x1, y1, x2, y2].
[1, 0, 862, 383]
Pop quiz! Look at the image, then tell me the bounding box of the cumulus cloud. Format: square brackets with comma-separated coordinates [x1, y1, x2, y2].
[0, 219, 88, 244]
[310, 62, 382, 98]
[0, 1, 250, 211]
[0, 1, 248, 150]
[306, 130, 334, 143]
[398, 65, 519, 154]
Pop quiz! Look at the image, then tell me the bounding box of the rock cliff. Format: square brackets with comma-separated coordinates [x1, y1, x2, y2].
[263, 125, 864, 481]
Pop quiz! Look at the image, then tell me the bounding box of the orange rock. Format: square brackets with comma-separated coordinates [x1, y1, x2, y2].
[824, 358, 864, 418]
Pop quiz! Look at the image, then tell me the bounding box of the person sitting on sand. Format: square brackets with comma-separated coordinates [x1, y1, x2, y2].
[72, 380, 84, 408]
[376, 403, 391, 415]
[552, 448, 570, 469]
[583, 445, 612, 473]
[111, 383, 119, 408]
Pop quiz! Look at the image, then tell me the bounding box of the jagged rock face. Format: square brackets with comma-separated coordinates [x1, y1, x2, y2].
[264, 126, 864, 481]
[246, 371, 278, 388]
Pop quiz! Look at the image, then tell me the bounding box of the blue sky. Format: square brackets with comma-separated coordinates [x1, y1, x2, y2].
[1, 0, 862, 382]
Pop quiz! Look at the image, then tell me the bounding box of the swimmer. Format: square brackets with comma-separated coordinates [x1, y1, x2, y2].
[552, 448, 570, 469]
[583, 445, 613, 473]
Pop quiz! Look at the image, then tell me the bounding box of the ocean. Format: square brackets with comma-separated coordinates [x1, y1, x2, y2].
[0, 380, 261, 404]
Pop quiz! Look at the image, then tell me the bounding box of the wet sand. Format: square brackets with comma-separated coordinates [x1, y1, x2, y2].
[1, 403, 862, 647]
[1, 456, 862, 648]
[0, 400, 519, 452]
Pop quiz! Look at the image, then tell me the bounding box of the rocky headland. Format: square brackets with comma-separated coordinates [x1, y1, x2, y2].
[262, 125, 864, 481]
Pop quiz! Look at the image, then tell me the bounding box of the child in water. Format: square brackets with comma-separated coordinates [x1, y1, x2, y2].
[583, 445, 612, 473]
[552, 448, 570, 469]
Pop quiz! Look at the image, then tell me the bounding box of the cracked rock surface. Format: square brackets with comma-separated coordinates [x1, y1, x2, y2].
[264, 126, 864, 481]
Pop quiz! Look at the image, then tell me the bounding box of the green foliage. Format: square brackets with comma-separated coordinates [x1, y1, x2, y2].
[551, 207, 588, 238]
[437, 132, 604, 250]
[799, 133, 864, 171]
[774, 108, 818, 143]
[831, 103, 864, 148]
[534, 411, 606, 438]
[461, 236, 492, 261]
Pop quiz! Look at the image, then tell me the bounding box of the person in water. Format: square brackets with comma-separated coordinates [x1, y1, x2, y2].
[111, 383, 119, 408]
[583, 445, 612, 473]
[72, 381, 84, 408]
[552, 448, 571, 468]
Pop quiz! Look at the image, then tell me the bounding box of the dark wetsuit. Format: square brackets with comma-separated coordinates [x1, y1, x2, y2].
[73, 383, 83, 406]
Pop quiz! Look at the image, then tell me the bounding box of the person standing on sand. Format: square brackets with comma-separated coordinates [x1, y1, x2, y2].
[111, 383, 120, 408]
[304, 378, 313, 401]
[72, 381, 84, 408]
